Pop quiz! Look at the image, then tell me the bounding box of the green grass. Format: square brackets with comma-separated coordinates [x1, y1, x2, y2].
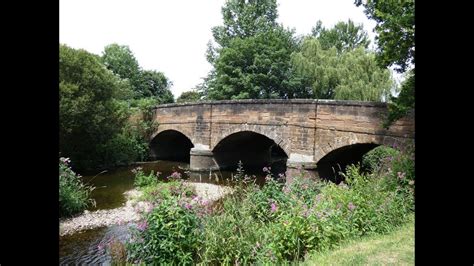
[303, 217, 414, 265]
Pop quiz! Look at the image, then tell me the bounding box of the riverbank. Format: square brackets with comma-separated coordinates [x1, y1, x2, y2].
[60, 182, 232, 236]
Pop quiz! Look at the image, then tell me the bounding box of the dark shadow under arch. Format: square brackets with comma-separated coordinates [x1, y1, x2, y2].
[213, 131, 288, 174]
[149, 130, 194, 163]
[316, 143, 379, 183]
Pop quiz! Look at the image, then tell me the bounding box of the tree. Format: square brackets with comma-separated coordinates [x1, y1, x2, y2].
[101, 43, 141, 86]
[291, 38, 393, 101]
[311, 19, 370, 53]
[177, 90, 201, 103]
[355, 0, 415, 126]
[204, 0, 310, 99]
[211, 0, 278, 50]
[60, 44, 129, 170]
[207, 26, 308, 99]
[138, 70, 174, 103]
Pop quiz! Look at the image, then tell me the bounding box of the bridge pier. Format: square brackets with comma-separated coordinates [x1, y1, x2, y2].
[285, 153, 319, 182]
[189, 145, 219, 171]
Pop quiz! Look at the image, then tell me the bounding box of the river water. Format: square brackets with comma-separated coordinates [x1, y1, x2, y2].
[59, 160, 281, 265]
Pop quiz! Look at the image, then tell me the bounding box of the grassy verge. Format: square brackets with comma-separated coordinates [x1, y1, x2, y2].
[303, 216, 414, 265]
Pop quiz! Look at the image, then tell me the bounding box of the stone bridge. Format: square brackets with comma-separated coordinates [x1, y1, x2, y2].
[149, 99, 414, 174]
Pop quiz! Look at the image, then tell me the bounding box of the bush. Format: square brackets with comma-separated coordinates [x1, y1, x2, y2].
[126, 198, 201, 264]
[132, 167, 158, 188]
[200, 187, 270, 264]
[59, 157, 95, 217]
[362, 145, 399, 173]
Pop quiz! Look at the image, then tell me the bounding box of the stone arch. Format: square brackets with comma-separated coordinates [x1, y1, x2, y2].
[150, 126, 194, 144]
[314, 130, 410, 163]
[211, 130, 289, 172]
[314, 130, 410, 183]
[211, 125, 291, 158]
[149, 129, 194, 163]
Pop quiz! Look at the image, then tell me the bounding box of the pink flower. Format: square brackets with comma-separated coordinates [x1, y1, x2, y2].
[270, 202, 278, 213]
[170, 171, 182, 179]
[348, 202, 356, 211]
[137, 221, 148, 231]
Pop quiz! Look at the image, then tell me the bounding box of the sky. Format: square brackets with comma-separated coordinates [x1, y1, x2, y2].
[60, 0, 379, 99]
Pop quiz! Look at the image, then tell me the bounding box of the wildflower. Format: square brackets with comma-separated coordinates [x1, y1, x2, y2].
[170, 171, 182, 180]
[397, 171, 406, 180]
[278, 173, 285, 179]
[201, 200, 208, 206]
[409, 180, 415, 185]
[348, 202, 356, 211]
[184, 203, 192, 210]
[137, 221, 148, 231]
[270, 202, 278, 213]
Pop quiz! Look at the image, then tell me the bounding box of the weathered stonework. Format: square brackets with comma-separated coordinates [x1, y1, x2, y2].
[151, 99, 414, 171]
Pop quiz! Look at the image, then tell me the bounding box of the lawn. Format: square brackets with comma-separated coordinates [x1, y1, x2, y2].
[303, 217, 414, 265]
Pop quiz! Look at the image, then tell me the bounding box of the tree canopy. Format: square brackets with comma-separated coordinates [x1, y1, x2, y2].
[177, 90, 202, 103]
[60, 44, 129, 170]
[355, 0, 415, 126]
[291, 38, 393, 101]
[206, 26, 307, 100]
[311, 19, 370, 53]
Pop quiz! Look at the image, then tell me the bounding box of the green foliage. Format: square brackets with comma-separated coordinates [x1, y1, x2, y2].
[355, 0, 415, 126]
[60, 44, 129, 171]
[177, 90, 201, 103]
[132, 167, 159, 188]
[59, 157, 95, 217]
[355, 0, 415, 73]
[384, 70, 415, 128]
[211, 0, 278, 49]
[137, 70, 174, 102]
[101, 43, 174, 102]
[207, 26, 307, 99]
[311, 19, 370, 53]
[126, 198, 202, 264]
[291, 38, 393, 101]
[199, 184, 270, 264]
[101, 43, 141, 91]
[361, 145, 399, 173]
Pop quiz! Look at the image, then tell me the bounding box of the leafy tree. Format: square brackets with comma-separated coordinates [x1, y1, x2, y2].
[177, 90, 201, 103]
[204, 0, 310, 99]
[355, 0, 415, 126]
[207, 27, 308, 99]
[211, 0, 278, 50]
[60, 44, 130, 170]
[311, 19, 370, 53]
[291, 38, 393, 101]
[101, 43, 141, 87]
[138, 70, 174, 103]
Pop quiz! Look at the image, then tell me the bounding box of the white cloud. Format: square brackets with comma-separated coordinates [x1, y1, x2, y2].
[60, 0, 377, 99]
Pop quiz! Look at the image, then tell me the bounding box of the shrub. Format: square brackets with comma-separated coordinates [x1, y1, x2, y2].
[59, 157, 95, 217]
[132, 167, 158, 188]
[362, 145, 399, 173]
[126, 198, 201, 264]
[200, 188, 270, 264]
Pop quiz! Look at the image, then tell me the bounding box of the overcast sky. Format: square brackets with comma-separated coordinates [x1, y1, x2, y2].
[60, 0, 378, 99]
